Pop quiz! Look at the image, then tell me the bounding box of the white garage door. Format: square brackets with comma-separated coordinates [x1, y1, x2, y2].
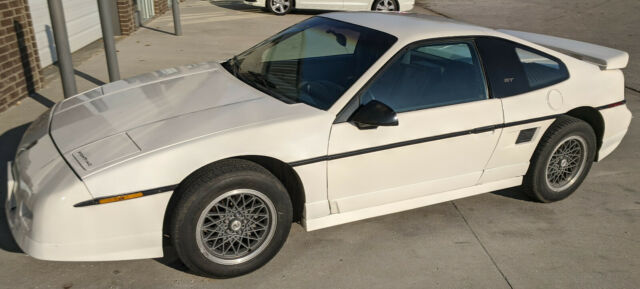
[28, 0, 103, 67]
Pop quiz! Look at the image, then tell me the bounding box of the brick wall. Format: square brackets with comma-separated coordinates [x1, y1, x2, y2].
[117, 0, 136, 36]
[154, 0, 168, 16]
[0, 0, 43, 113]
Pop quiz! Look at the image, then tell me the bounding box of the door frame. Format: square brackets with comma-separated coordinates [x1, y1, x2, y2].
[333, 36, 492, 123]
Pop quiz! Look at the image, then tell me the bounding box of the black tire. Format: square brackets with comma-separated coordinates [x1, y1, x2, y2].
[170, 159, 292, 278]
[522, 115, 597, 203]
[372, 0, 399, 11]
[266, 0, 293, 15]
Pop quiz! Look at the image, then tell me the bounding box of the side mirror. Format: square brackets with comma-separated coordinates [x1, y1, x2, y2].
[348, 100, 399, 130]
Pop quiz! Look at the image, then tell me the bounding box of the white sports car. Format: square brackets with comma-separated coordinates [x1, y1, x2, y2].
[7, 13, 631, 278]
[245, 0, 414, 15]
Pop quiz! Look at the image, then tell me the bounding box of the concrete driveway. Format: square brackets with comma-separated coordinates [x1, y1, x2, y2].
[0, 1, 638, 288]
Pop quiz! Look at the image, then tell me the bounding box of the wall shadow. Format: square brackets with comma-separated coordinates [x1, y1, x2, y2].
[46, 25, 106, 94]
[29, 92, 55, 108]
[74, 69, 106, 86]
[15, 21, 55, 109]
[44, 25, 57, 63]
[140, 25, 175, 36]
[0, 124, 30, 253]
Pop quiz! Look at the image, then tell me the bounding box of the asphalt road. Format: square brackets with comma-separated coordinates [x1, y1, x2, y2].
[0, 1, 638, 288]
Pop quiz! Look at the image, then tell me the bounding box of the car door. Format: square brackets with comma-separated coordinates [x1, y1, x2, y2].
[296, 0, 343, 10]
[326, 40, 504, 213]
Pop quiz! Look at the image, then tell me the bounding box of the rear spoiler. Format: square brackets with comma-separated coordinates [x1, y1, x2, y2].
[498, 29, 629, 70]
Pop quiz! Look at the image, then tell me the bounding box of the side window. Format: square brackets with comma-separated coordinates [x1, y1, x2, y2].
[475, 37, 569, 98]
[360, 41, 488, 113]
[515, 47, 568, 89]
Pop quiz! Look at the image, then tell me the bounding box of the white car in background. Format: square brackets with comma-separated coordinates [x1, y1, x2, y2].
[7, 13, 631, 278]
[245, 0, 414, 15]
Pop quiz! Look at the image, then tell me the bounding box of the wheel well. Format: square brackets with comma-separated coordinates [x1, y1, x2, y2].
[235, 156, 305, 223]
[566, 106, 604, 160]
[266, 0, 296, 9]
[371, 0, 399, 10]
[163, 156, 305, 239]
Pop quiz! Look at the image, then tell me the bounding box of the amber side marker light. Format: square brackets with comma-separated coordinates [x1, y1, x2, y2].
[73, 184, 178, 207]
[98, 192, 144, 204]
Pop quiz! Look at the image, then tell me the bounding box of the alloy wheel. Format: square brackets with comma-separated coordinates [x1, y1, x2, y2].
[270, 0, 291, 14]
[375, 0, 396, 11]
[195, 189, 277, 265]
[545, 135, 588, 192]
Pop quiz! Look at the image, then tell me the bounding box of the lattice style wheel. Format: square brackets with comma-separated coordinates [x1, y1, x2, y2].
[170, 159, 292, 278]
[523, 115, 596, 203]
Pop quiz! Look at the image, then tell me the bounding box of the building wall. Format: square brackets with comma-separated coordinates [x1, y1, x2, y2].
[0, 0, 181, 113]
[0, 0, 43, 113]
[27, 0, 103, 67]
[154, 0, 168, 16]
[117, 0, 137, 35]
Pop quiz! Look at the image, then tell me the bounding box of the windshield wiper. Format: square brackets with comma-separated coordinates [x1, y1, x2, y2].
[238, 71, 294, 104]
[245, 71, 277, 89]
[230, 55, 240, 76]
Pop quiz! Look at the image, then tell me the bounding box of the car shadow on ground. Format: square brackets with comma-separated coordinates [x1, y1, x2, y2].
[209, 0, 267, 12]
[0, 124, 29, 253]
[154, 242, 190, 274]
[208, 0, 332, 15]
[491, 187, 533, 202]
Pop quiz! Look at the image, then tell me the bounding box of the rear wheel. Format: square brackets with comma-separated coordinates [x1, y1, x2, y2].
[523, 116, 596, 202]
[267, 0, 293, 15]
[170, 159, 292, 278]
[372, 0, 398, 11]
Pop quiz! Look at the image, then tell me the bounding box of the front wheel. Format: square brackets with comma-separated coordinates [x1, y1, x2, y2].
[372, 0, 399, 11]
[267, 0, 293, 15]
[170, 159, 292, 278]
[523, 116, 597, 202]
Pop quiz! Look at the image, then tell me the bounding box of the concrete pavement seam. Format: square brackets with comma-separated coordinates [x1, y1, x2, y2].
[414, 2, 452, 18]
[626, 86, 640, 95]
[451, 201, 514, 289]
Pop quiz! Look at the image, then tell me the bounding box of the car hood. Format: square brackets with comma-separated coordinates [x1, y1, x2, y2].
[50, 61, 274, 154]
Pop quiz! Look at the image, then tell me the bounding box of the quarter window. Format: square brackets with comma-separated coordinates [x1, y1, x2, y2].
[515, 47, 567, 89]
[360, 41, 488, 113]
[475, 37, 569, 98]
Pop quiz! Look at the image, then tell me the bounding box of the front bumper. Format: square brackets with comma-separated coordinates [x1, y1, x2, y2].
[6, 133, 171, 261]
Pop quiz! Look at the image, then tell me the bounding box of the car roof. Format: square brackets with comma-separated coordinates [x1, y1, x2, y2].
[322, 12, 498, 43]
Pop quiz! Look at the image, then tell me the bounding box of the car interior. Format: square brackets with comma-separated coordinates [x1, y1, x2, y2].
[361, 43, 488, 113]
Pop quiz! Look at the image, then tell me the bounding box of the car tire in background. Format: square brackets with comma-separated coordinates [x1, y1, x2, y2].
[522, 115, 597, 203]
[372, 0, 399, 11]
[267, 0, 294, 15]
[169, 159, 293, 278]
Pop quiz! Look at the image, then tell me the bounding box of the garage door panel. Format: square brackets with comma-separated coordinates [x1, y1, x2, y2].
[28, 0, 103, 67]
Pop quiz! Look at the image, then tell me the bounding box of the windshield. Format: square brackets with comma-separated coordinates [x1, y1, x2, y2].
[224, 17, 397, 110]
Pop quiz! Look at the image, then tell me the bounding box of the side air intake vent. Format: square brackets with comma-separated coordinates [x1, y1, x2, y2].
[516, 128, 537, 144]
